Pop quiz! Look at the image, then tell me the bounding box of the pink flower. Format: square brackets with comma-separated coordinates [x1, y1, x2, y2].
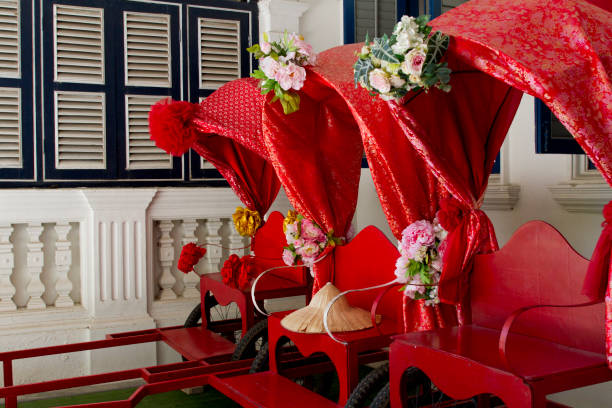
[296, 240, 321, 259]
[301, 219, 326, 243]
[369, 69, 391, 93]
[294, 37, 316, 64]
[430, 255, 443, 272]
[260, 56, 280, 79]
[260, 40, 271, 54]
[301, 255, 317, 267]
[282, 248, 296, 266]
[437, 239, 448, 259]
[275, 62, 306, 91]
[394, 256, 410, 283]
[401, 220, 435, 250]
[401, 48, 426, 77]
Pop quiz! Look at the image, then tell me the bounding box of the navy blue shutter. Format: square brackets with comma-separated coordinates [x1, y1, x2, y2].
[115, 1, 183, 180]
[0, 0, 34, 181]
[188, 4, 255, 183]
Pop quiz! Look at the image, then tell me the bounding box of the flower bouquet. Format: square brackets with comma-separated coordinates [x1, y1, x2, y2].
[394, 218, 447, 306]
[282, 211, 343, 267]
[248, 32, 317, 114]
[353, 15, 451, 102]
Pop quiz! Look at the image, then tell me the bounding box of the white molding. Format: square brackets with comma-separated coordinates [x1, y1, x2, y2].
[549, 155, 611, 213]
[258, 0, 310, 40]
[549, 183, 612, 213]
[148, 187, 243, 219]
[0, 306, 89, 333]
[482, 182, 520, 211]
[0, 190, 89, 222]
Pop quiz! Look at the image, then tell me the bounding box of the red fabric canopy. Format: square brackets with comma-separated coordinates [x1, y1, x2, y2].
[190, 78, 280, 215]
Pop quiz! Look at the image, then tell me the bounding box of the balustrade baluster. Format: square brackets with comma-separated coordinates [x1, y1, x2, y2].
[0, 224, 16, 311]
[26, 223, 45, 309]
[54, 222, 73, 307]
[158, 220, 177, 300]
[205, 218, 223, 273]
[228, 219, 247, 257]
[181, 218, 200, 298]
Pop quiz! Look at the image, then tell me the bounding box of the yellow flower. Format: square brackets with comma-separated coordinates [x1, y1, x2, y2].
[283, 210, 298, 233]
[232, 207, 262, 237]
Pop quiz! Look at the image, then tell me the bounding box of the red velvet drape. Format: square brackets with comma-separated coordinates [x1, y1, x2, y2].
[261, 73, 364, 291]
[191, 78, 281, 215]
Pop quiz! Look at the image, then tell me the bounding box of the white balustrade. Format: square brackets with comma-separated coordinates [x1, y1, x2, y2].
[204, 218, 224, 273]
[25, 223, 45, 310]
[54, 222, 73, 308]
[0, 224, 15, 311]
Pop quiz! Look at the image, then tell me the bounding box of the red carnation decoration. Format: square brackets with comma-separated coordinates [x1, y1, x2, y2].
[221, 254, 242, 288]
[149, 99, 198, 156]
[436, 197, 465, 232]
[237, 255, 262, 291]
[177, 243, 207, 273]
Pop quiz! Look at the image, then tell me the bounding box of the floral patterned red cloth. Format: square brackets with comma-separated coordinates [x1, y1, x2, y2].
[430, 0, 612, 367]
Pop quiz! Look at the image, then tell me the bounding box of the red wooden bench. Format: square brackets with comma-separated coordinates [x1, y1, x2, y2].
[389, 221, 612, 407]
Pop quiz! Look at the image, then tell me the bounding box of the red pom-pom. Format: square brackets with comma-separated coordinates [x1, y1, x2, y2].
[177, 243, 207, 273]
[149, 99, 198, 156]
[221, 254, 242, 288]
[437, 197, 465, 232]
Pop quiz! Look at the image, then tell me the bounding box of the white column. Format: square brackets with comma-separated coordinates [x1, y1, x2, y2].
[181, 218, 200, 298]
[157, 219, 177, 300]
[25, 223, 45, 310]
[205, 218, 223, 273]
[0, 224, 16, 311]
[258, 0, 310, 41]
[54, 222, 74, 308]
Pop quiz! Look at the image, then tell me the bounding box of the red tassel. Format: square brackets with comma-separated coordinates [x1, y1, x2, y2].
[149, 98, 198, 156]
[177, 243, 207, 273]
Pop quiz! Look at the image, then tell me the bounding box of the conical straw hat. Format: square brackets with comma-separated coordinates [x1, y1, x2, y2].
[281, 282, 378, 333]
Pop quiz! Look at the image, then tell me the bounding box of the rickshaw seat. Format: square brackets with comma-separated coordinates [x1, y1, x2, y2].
[390, 221, 612, 408]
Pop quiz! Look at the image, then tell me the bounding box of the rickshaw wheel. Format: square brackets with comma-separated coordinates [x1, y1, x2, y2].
[183, 303, 202, 329]
[231, 319, 268, 360]
[345, 363, 389, 408]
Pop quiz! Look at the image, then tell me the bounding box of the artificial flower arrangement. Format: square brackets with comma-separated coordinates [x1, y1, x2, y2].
[177, 243, 207, 273]
[282, 210, 344, 267]
[232, 206, 262, 237]
[221, 254, 262, 291]
[247, 32, 317, 114]
[394, 217, 448, 306]
[353, 15, 451, 102]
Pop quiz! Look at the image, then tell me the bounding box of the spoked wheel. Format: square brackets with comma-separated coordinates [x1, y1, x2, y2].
[356, 366, 432, 408]
[231, 319, 269, 360]
[345, 363, 390, 408]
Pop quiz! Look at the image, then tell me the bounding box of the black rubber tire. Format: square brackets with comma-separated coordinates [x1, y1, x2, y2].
[231, 319, 268, 361]
[370, 382, 390, 408]
[345, 363, 389, 408]
[184, 303, 202, 328]
[249, 340, 269, 373]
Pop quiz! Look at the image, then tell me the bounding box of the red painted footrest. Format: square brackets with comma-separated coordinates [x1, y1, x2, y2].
[161, 326, 236, 361]
[211, 371, 341, 408]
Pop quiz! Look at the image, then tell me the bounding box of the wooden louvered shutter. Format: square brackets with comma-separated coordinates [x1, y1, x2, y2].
[0, 0, 33, 181]
[117, 4, 180, 179]
[0, 88, 21, 167]
[44, 1, 112, 179]
[188, 7, 253, 181]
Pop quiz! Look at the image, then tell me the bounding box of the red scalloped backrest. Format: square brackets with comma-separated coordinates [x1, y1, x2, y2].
[252, 211, 306, 285]
[333, 226, 404, 331]
[471, 221, 604, 354]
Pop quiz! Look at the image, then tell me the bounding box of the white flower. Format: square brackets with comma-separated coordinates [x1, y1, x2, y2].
[360, 45, 370, 56]
[260, 41, 271, 54]
[390, 75, 406, 88]
[368, 69, 391, 93]
[401, 48, 427, 77]
[259, 56, 280, 79]
[411, 246, 428, 262]
[379, 93, 396, 101]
